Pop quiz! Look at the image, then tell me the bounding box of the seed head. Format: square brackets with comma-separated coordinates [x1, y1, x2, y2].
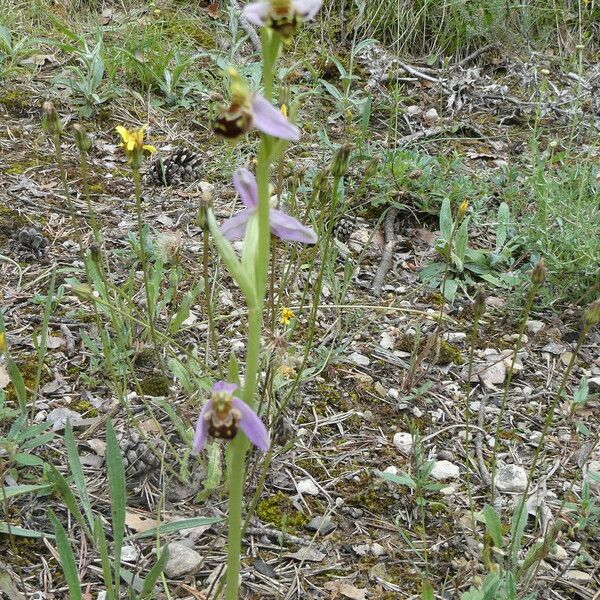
[531, 258, 546, 286]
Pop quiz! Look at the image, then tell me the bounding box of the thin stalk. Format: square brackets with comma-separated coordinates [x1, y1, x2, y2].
[78, 147, 101, 245]
[203, 231, 222, 375]
[490, 281, 539, 500]
[132, 167, 165, 372]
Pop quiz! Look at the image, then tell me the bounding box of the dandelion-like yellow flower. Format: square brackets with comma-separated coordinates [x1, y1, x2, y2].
[0, 332, 6, 354]
[280, 307, 295, 326]
[458, 200, 469, 219]
[115, 125, 156, 165]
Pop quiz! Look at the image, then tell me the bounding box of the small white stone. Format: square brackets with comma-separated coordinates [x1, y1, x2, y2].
[164, 543, 202, 578]
[430, 460, 460, 480]
[380, 332, 395, 350]
[586, 461, 600, 488]
[495, 464, 527, 492]
[565, 570, 592, 584]
[526, 320, 545, 334]
[371, 542, 386, 557]
[393, 432, 413, 455]
[387, 388, 399, 400]
[412, 407, 423, 418]
[423, 107, 440, 125]
[444, 332, 467, 343]
[383, 466, 398, 475]
[297, 478, 319, 496]
[120, 545, 139, 563]
[297, 428, 308, 437]
[374, 381, 387, 396]
[588, 377, 600, 392]
[551, 545, 568, 561]
[440, 485, 457, 495]
[349, 352, 370, 366]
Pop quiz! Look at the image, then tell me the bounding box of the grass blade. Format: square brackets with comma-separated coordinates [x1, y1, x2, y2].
[48, 510, 82, 600]
[106, 420, 126, 591]
[64, 420, 95, 533]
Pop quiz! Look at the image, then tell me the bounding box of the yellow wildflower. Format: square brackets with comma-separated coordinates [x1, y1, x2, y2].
[458, 200, 469, 219]
[280, 307, 295, 326]
[0, 331, 6, 354]
[277, 364, 297, 379]
[115, 125, 156, 165]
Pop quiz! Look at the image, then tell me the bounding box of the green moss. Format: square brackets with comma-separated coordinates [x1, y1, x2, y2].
[0, 89, 32, 117]
[5, 355, 51, 403]
[71, 398, 99, 418]
[138, 374, 170, 397]
[256, 491, 308, 532]
[0, 206, 28, 245]
[395, 333, 463, 365]
[4, 157, 50, 176]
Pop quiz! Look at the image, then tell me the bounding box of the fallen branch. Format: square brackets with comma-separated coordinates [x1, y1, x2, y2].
[371, 206, 398, 296]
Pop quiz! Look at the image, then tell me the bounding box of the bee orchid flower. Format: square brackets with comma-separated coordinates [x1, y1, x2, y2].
[192, 381, 270, 453]
[214, 69, 299, 141]
[243, 0, 323, 40]
[221, 168, 317, 244]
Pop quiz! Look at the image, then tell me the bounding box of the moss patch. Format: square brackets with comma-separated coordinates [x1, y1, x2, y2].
[256, 491, 308, 532]
[138, 374, 171, 397]
[0, 206, 28, 246]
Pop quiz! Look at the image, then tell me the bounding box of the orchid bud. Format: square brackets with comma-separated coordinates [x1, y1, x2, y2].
[584, 299, 600, 326]
[531, 258, 546, 286]
[73, 124, 92, 152]
[42, 101, 62, 136]
[473, 286, 486, 319]
[331, 144, 352, 178]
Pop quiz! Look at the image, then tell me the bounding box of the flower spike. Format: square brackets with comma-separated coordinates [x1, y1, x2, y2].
[192, 381, 270, 453]
[214, 69, 299, 141]
[243, 0, 323, 40]
[220, 168, 317, 244]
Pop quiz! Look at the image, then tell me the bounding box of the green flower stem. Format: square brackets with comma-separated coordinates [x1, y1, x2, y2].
[490, 281, 539, 500]
[132, 167, 164, 372]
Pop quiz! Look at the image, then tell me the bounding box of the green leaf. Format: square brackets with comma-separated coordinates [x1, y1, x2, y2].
[65, 421, 95, 534]
[106, 421, 126, 589]
[207, 210, 256, 304]
[496, 202, 510, 253]
[0, 483, 53, 500]
[13, 453, 44, 467]
[0, 523, 53, 538]
[48, 510, 83, 600]
[439, 198, 453, 239]
[94, 517, 115, 600]
[377, 471, 416, 489]
[241, 212, 260, 290]
[421, 580, 434, 600]
[483, 504, 504, 548]
[126, 516, 222, 540]
[454, 218, 469, 263]
[441, 279, 459, 302]
[6, 359, 26, 411]
[44, 463, 89, 537]
[139, 546, 169, 599]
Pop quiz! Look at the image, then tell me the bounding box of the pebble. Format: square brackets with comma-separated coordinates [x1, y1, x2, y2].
[423, 107, 440, 125]
[565, 570, 592, 584]
[380, 332, 395, 350]
[393, 432, 413, 455]
[412, 407, 423, 418]
[383, 466, 398, 475]
[430, 460, 460, 480]
[120, 545, 139, 563]
[437, 450, 454, 461]
[374, 381, 386, 396]
[551, 545, 568, 561]
[387, 388, 400, 400]
[305, 516, 336, 536]
[526, 320, 545, 334]
[444, 332, 466, 343]
[164, 543, 202, 578]
[495, 464, 527, 492]
[297, 478, 319, 496]
[472, 354, 506, 386]
[371, 542, 386, 557]
[349, 352, 370, 366]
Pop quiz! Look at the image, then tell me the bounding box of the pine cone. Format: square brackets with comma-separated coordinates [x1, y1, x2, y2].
[13, 227, 48, 260]
[119, 429, 161, 479]
[146, 148, 202, 186]
[333, 216, 357, 242]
